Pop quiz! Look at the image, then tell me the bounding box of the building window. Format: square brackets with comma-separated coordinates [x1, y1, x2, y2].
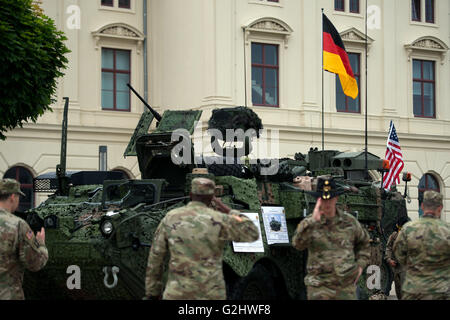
[412, 0, 435, 23]
[350, 0, 360, 13]
[251, 43, 279, 107]
[119, 0, 130, 9]
[102, 48, 131, 111]
[101, 0, 113, 6]
[413, 59, 435, 118]
[336, 53, 360, 113]
[101, 0, 132, 10]
[411, 0, 421, 21]
[335, 0, 345, 11]
[425, 0, 434, 23]
[3, 166, 34, 212]
[418, 173, 440, 217]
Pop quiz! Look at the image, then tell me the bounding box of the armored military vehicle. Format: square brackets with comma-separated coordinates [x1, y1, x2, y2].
[269, 218, 282, 232]
[22, 90, 409, 300]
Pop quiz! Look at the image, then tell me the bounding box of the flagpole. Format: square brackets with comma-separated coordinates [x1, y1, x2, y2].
[321, 8, 324, 151]
[243, 28, 248, 108]
[364, 0, 368, 178]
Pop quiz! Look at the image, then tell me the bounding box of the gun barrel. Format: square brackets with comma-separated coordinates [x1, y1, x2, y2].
[127, 83, 162, 121]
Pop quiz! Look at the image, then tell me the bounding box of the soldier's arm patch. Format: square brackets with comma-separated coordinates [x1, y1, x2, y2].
[26, 230, 33, 240]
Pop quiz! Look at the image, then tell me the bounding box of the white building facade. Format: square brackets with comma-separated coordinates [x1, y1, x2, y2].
[0, 0, 449, 221]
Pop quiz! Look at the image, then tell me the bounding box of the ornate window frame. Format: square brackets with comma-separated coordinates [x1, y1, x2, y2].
[405, 36, 449, 65]
[92, 23, 145, 54]
[244, 17, 293, 49]
[92, 23, 146, 113]
[405, 36, 448, 120]
[243, 17, 293, 109]
[340, 27, 374, 55]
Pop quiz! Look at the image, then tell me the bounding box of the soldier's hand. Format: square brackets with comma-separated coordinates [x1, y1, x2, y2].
[354, 266, 363, 285]
[312, 198, 324, 222]
[212, 197, 230, 214]
[388, 259, 397, 267]
[36, 227, 46, 245]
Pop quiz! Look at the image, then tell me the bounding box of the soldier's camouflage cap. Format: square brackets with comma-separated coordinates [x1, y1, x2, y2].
[191, 178, 215, 195]
[423, 190, 443, 207]
[0, 178, 26, 196]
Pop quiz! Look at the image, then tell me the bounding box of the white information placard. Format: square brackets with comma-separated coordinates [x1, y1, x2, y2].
[261, 206, 289, 245]
[232, 212, 264, 253]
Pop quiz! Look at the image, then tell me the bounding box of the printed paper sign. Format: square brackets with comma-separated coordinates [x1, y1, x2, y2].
[232, 212, 264, 253]
[261, 206, 289, 245]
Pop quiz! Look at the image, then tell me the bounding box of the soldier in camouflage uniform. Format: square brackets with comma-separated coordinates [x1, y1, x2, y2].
[292, 176, 371, 300]
[393, 190, 449, 300]
[144, 178, 259, 300]
[384, 215, 409, 300]
[0, 179, 48, 300]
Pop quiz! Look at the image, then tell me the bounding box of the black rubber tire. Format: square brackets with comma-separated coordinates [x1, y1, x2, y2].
[229, 264, 278, 300]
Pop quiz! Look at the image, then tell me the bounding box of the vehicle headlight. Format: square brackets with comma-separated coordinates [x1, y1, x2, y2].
[100, 220, 114, 237]
[44, 215, 58, 229]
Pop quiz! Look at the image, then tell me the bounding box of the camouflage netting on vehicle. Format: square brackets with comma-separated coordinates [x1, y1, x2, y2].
[208, 107, 263, 138]
[342, 186, 380, 221]
[215, 176, 260, 211]
[382, 193, 409, 235]
[24, 191, 133, 299]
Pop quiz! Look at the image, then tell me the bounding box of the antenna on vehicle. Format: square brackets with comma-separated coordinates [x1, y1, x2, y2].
[56, 97, 70, 196]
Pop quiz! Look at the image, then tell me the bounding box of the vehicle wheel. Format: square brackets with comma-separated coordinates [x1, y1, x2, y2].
[230, 264, 278, 300]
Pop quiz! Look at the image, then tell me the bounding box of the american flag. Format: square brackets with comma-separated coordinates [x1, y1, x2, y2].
[383, 121, 404, 190]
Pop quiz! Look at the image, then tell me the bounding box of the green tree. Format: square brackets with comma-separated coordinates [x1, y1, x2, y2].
[0, 0, 69, 140]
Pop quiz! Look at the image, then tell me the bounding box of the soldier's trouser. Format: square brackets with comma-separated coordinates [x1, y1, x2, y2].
[402, 292, 449, 300]
[393, 271, 405, 300]
[307, 285, 357, 300]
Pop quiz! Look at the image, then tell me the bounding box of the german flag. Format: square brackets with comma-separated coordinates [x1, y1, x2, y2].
[323, 14, 358, 99]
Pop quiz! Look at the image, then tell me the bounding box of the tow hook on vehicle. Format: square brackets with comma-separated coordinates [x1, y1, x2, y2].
[103, 266, 120, 289]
